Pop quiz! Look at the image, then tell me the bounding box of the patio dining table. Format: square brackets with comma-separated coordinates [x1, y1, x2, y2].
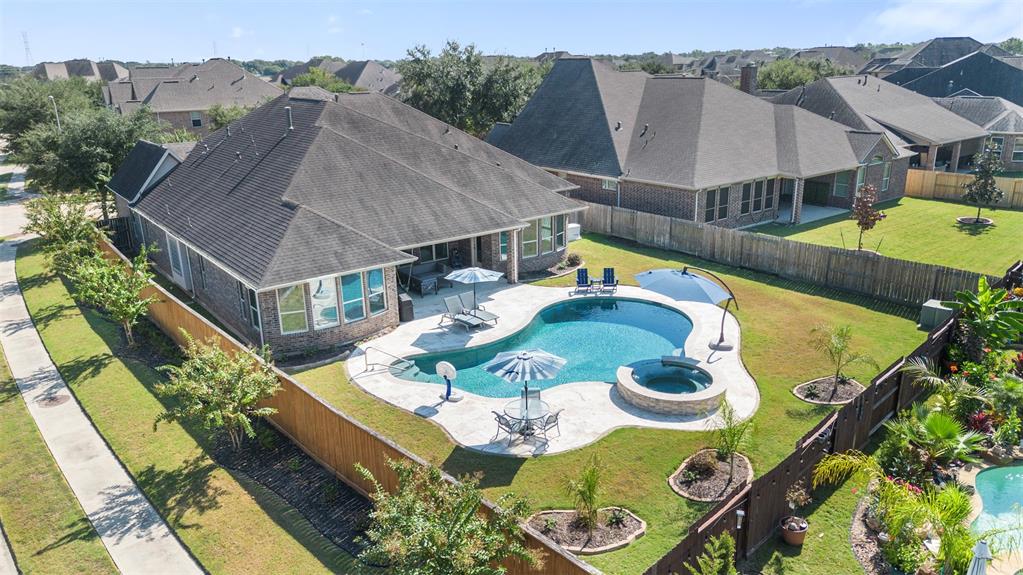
[503, 398, 550, 437]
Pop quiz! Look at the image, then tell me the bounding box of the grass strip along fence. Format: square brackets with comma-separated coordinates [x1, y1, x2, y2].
[96, 239, 597, 575]
[645, 260, 1023, 574]
[578, 201, 992, 308]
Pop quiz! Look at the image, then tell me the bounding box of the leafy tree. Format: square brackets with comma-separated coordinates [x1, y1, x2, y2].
[961, 143, 1004, 223]
[946, 276, 1023, 350]
[14, 106, 169, 219]
[566, 454, 602, 532]
[69, 244, 157, 346]
[156, 333, 280, 450]
[851, 183, 886, 250]
[714, 400, 753, 480]
[356, 458, 539, 575]
[0, 75, 102, 153]
[685, 532, 738, 575]
[207, 104, 250, 131]
[756, 58, 853, 90]
[808, 324, 878, 392]
[1000, 37, 1023, 55]
[22, 192, 101, 272]
[288, 67, 356, 93]
[639, 59, 674, 74]
[397, 41, 543, 137]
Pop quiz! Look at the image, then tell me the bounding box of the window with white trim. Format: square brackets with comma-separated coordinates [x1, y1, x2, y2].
[308, 277, 339, 329]
[601, 178, 618, 191]
[882, 162, 892, 192]
[521, 220, 538, 258]
[765, 179, 775, 209]
[740, 182, 752, 215]
[704, 187, 728, 222]
[412, 242, 449, 263]
[753, 179, 764, 212]
[989, 136, 1004, 152]
[237, 281, 259, 328]
[340, 273, 366, 323]
[555, 215, 566, 249]
[540, 217, 554, 254]
[834, 172, 850, 197]
[499, 231, 508, 261]
[277, 285, 308, 334]
[1013, 137, 1023, 162]
[855, 166, 865, 194]
[190, 111, 202, 128]
[366, 269, 386, 316]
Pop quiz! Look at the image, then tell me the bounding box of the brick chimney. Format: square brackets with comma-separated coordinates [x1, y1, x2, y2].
[739, 63, 758, 95]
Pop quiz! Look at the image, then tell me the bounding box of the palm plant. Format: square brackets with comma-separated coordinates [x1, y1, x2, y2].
[566, 454, 602, 533]
[714, 400, 753, 480]
[883, 406, 984, 470]
[946, 276, 1023, 351]
[809, 324, 878, 392]
[901, 357, 989, 423]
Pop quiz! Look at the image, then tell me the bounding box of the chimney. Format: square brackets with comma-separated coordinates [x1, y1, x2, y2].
[739, 63, 758, 95]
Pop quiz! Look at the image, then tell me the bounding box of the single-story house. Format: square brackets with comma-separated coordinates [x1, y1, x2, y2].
[896, 51, 1023, 108]
[934, 96, 1023, 172]
[110, 87, 582, 357]
[104, 59, 283, 136]
[488, 57, 906, 227]
[32, 59, 127, 82]
[773, 75, 990, 172]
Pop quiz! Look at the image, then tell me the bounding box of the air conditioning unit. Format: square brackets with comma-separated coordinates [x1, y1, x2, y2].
[567, 222, 582, 242]
[918, 299, 952, 331]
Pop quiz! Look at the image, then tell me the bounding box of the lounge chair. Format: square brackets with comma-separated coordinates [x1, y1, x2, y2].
[600, 268, 618, 293]
[493, 411, 523, 445]
[457, 292, 498, 324]
[539, 409, 563, 440]
[575, 268, 593, 294]
[441, 296, 485, 331]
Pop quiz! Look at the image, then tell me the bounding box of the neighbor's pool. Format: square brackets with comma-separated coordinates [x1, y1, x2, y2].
[392, 298, 693, 397]
[972, 463, 1023, 547]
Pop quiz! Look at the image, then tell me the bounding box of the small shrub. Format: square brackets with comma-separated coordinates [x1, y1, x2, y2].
[565, 253, 582, 267]
[606, 507, 628, 528]
[684, 532, 738, 575]
[875, 434, 929, 486]
[785, 480, 811, 515]
[566, 454, 602, 533]
[967, 410, 994, 434]
[321, 481, 340, 504]
[678, 469, 700, 483]
[541, 517, 557, 534]
[994, 411, 1021, 448]
[255, 425, 278, 451]
[688, 450, 719, 476]
[714, 401, 753, 480]
[882, 539, 924, 574]
[286, 457, 301, 472]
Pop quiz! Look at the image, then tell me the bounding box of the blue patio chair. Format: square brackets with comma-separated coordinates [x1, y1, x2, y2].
[600, 268, 618, 293]
[575, 268, 592, 294]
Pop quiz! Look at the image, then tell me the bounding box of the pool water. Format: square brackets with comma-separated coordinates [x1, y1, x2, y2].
[631, 360, 712, 394]
[393, 298, 693, 397]
[972, 463, 1023, 547]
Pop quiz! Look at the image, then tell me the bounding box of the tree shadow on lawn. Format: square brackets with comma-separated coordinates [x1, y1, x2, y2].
[439, 446, 528, 489]
[954, 219, 996, 237]
[33, 516, 104, 557]
[135, 454, 225, 531]
[584, 234, 918, 321]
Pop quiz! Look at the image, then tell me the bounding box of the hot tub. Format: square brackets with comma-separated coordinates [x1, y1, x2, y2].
[615, 357, 726, 416]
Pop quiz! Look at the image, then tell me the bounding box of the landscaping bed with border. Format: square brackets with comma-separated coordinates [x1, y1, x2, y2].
[527, 507, 645, 555]
[792, 377, 866, 405]
[669, 449, 753, 502]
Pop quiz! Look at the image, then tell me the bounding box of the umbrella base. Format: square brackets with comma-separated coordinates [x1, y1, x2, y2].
[708, 339, 734, 351]
[440, 391, 464, 403]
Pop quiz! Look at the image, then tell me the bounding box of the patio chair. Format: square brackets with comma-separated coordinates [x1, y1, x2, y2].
[539, 409, 563, 440]
[441, 296, 485, 331]
[521, 389, 542, 419]
[600, 268, 618, 293]
[457, 292, 498, 324]
[575, 268, 593, 294]
[493, 411, 522, 446]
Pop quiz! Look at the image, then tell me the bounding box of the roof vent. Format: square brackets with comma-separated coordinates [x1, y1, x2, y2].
[285, 106, 294, 131]
[226, 125, 231, 137]
[639, 123, 649, 137]
[829, 111, 835, 120]
[615, 121, 622, 131]
[190, 74, 198, 82]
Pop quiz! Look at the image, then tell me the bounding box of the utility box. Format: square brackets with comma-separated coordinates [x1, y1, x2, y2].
[919, 299, 952, 331]
[567, 222, 582, 242]
[398, 293, 414, 323]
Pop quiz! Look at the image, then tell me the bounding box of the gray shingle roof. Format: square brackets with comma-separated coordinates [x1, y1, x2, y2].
[33, 59, 127, 82]
[335, 61, 402, 96]
[107, 140, 167, 200]
[933, 96, 1023, 134]
[490, 58, 879, 190]
[278, 58, 347, 84]
[790, 47, 868, 69]
[902, 52, 1023, 107]
[107, 59, 282, 114]
[133, 92, 580, 288]
[773, 76, 988, 146]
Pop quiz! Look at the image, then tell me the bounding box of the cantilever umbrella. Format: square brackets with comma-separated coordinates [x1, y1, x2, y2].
[635, 267, 738, 350]
[482, 349, 566, 421]
[444, 267, 504, 309]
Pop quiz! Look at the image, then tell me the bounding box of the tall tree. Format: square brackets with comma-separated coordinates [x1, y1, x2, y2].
[756, 58, 853, 90]
[961, 144, 1004, 223]
[1000, 37, 1023, 55]
[207, 104, 250, 131]
[397, 41, 543, 137]
[0, 75, 102, 153]
[288, 67, 356, 93]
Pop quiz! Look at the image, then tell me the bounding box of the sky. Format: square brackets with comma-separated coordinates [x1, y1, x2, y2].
[1, 0, 1021, 66]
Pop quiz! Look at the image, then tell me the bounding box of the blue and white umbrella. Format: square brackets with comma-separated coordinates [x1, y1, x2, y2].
[445, 267, 504, 309]
[482, 349, 566, 418]
[635, 267, 738, 350]
[967, 540, 991, 575]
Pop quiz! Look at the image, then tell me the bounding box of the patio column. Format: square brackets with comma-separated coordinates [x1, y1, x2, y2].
[506, 229, 519, 284]
[790, 178, 804, 225]
[469, 236, 478, 267]
[950, 141, 962, 173]
[926, 145, 939, 170]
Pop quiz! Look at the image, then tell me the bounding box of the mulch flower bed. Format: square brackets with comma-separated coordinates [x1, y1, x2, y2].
[793, 376, 865, 405]
[528, 508, 644, 554]
[850, 497, 891, 575]
[956, 216, 994, 226]
[670, 449, 753, 502]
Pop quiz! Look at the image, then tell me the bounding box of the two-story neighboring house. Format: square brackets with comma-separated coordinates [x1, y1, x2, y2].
[104, 58, 283, 136]
[934, 96, 1023, 173]
[488, 57, 908, 227]
[108, 87, 583, 358]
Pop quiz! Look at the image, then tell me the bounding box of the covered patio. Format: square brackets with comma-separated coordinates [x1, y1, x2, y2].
[345, 279, 759, 457]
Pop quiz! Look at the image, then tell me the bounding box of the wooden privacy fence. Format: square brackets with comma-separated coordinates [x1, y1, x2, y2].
[97, 240, 598, 575]
[646, 261, 1023, 575]
[580, 201, 991, 308]
[904, 169, 1023, 209]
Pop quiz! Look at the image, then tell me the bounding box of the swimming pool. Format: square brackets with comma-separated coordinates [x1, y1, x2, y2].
[972, 463, 1023, 547]
[392, 298, 693, 397]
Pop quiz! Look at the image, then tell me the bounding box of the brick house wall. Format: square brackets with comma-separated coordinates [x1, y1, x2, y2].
[994, 134, 1023, 172]
[185, 249, 263, 346]
[154, 110, 209, 137]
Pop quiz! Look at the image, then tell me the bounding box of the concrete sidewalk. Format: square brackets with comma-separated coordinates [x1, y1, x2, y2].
[0, 162, 31, 240]
[0, 240, 202, 575]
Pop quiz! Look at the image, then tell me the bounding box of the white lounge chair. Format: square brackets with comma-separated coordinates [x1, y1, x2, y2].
[442, 296, 485, 331]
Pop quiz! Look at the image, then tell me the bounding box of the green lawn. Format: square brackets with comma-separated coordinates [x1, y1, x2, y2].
[0, 340, 116, 574]
[15, 241, 363, 574]
[293, 233, 925, 574]
[756, 197, 1023, 276]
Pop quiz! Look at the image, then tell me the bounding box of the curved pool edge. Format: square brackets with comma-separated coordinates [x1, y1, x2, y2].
[616, 361, 726, 416]
[343, 283, 761, 457]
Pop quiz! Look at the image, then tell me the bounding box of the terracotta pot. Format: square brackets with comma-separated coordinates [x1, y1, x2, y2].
[780, 516, 808, 545]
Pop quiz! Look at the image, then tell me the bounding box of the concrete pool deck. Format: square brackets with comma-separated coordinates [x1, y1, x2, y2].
[345, 282, 759, 457]
[960, 457, 1023, 575]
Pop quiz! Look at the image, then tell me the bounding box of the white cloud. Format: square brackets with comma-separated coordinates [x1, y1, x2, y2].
[864, 0, 1023, 43]
[327, 14, 338, 24]
[231, 26, 251, 39]
[328, 26, 343, 34]
[358, 8, 373, 15]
